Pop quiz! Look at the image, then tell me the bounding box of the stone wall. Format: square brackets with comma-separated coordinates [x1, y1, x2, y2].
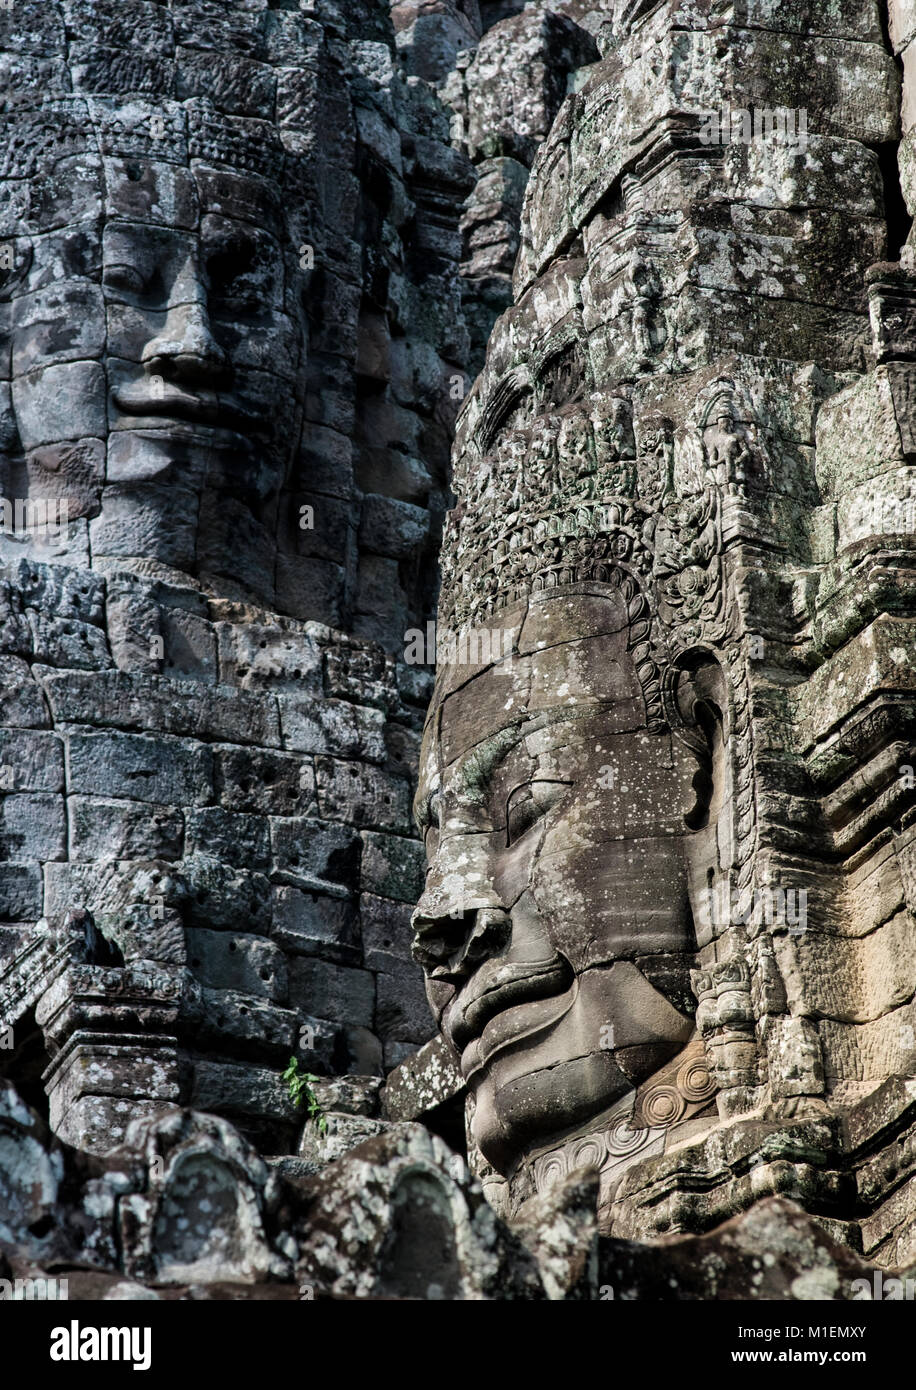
[0, 0, 619, 1160]
[0, 0, 487, 1155]
[6, 0, 916, 1305]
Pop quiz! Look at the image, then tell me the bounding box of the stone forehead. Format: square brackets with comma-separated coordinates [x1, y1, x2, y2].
[0, 97, 287, 182]
[0, 0, 328, 181]
[425, 588, 644, 745]
[435, 638, 644, 769]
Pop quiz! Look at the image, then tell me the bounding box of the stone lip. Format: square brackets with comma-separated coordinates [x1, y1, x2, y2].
[446, 952, 574, 1054]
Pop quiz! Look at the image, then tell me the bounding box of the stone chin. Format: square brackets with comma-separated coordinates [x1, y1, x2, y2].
[453, 961, 695, 1175]
[104, 422, 284, 499]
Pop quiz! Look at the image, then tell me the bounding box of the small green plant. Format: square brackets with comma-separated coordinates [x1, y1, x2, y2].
[282, 1057, 328, 1136]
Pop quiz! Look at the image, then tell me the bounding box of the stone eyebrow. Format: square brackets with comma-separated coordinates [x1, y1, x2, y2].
[451, 705, 593, 804]
[456, 723, 525, 806]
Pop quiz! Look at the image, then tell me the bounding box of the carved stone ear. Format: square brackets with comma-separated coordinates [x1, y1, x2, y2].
[666, 658, 727, 829]
[661, 658, 722, 750]
[673, 655, 727, 725]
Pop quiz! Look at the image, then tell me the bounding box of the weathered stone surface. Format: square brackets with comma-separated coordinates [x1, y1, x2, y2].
[404, 0, 916, 1274]
[360, 830, 426, 902]
[114, 1109, 290, 1286]
[67, 796, 184, 862]
[3, 0, 916, 1311]
[294, 1123, 545, 1299]
[66, 731, 214, 806]
[270, 885, 359, 963]
[288, 957, 376, 1031]
[0, 0, 465, 1196]
[297, 1111, 392, 1168]
[383, 1035, 464, 1120]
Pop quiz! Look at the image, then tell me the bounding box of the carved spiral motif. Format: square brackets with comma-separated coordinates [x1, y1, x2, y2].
[607, 1114, 653, 1157]
[676, 1056, 717, 1104]
[535, 1153, 567, 1193]
[570, 1137, 607, 1170]
[638, 1084, 686, 1128]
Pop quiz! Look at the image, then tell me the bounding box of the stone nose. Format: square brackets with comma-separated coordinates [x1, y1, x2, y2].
[411, 903, 511, 984]
[141, 300, 230, 387]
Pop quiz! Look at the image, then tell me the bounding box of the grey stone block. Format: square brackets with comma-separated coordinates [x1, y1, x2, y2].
[185, 808, 272, 872]
[298, 1111, 391, 1167]
[185, 929, 287, 1002]
[191, 1060, 299, 1122]
[67, 796, 184, 862]
[0, 730, 64, 792]
[66, 731, 214, 806]
[191, 988, 299, 1057]
[0, 863, 42, 920]
[216, 622, 323, 694]
[375, 957, 434, 1045]
[0, 793, 66, 861]
[214, 744, 316, 816]
[0, 656, 48, 727]
[358, 493, 430, 559]
[181, 854, 273, 935]
[278, 693, 386, 762]
[12, 360, 107, 450]
[27, 610, 111, 670]
[41, 670, 281, 746]
[315, 758, 412, 833]
[360, 892, 415, 968]
[160, 607, 218, 681]
[288, 957, 375, 1031]
[89, 484, 198, 569]
[271, 885, 359, 963]
[360, 830, 425, 903]
[270, 816, 361, 890]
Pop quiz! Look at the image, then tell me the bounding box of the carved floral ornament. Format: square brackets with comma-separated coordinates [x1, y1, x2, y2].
[441, 374, 769, 676]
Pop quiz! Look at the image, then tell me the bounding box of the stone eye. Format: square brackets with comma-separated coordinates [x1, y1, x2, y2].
[207, 241, 258, 301]
[421, 790, 441, 860]
[102, 263, 146, 295]
[505, 780, 569, 846]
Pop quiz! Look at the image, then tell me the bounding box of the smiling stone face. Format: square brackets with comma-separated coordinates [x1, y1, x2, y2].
[412, 588, 708, 1180]
[98, 163, 300, 495]
[3, 98, 307, 600]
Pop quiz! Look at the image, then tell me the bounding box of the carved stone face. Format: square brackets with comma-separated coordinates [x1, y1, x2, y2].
[100, 166, 299, 491]
[413, 589, 705, 1176]
[6, 111, 306, 586]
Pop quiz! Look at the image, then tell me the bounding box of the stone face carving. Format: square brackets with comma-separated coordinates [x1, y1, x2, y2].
[412, 588, 712, 1204]
[410, 0, 916, 1267]
[0, 1, 474, 631]
[7, 0, 916, 1304]
[0, 0, 480, 1156]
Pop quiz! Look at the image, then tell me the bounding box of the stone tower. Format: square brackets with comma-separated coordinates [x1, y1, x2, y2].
[0, 0, 472, 1153]
[412, 0, 916, 1268]
[5, 0, 916, 1302]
